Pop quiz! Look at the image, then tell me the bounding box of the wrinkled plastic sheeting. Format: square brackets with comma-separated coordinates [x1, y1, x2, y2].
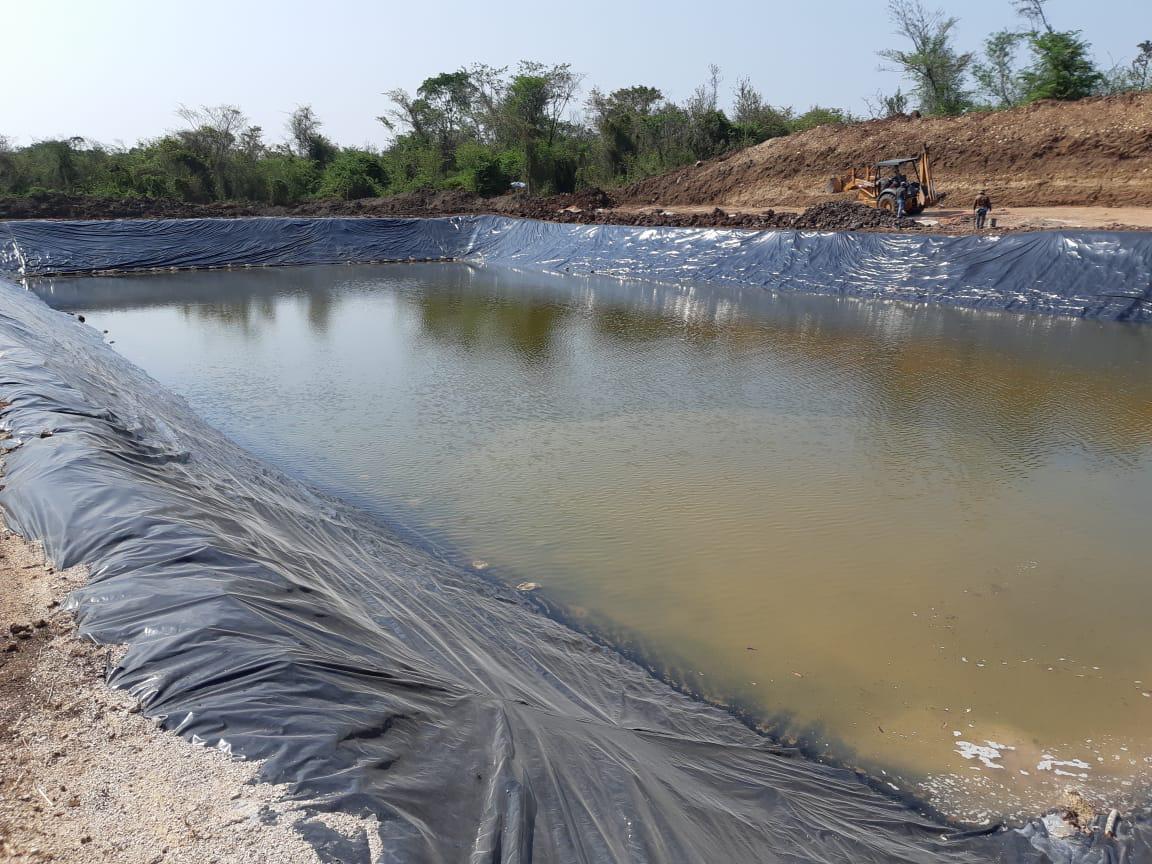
[0, 216, 471, 275]
[463, 218, 1152, 322]
[2, 216, 1151, 321]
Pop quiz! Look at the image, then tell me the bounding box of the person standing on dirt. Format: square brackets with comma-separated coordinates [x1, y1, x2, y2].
[973, 190, 992, 229]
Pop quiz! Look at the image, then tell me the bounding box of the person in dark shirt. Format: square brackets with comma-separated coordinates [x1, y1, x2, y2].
[973, 190, 992, 229]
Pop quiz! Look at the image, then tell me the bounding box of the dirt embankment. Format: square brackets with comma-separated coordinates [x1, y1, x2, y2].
[0, 189, 913, 233]
[621, 91, 1152, 211]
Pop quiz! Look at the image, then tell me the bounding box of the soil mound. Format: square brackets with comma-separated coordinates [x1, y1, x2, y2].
[621, 91, 1152, 209]
[791, 201, 905, 230]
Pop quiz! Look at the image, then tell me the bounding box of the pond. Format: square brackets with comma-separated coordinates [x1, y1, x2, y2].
[31, 261, 1152, 823]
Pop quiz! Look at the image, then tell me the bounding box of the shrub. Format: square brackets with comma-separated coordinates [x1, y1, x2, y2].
[317, 151, 389, 200]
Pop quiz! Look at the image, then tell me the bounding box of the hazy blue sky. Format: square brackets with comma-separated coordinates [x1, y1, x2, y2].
[4, 0, 1145, 148]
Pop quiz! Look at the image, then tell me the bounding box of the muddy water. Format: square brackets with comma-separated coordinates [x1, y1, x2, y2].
[31, 263, 1152, 823]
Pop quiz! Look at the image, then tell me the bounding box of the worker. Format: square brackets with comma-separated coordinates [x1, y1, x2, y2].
[896, 182, 908, 219]
[973, 189, 992, 229]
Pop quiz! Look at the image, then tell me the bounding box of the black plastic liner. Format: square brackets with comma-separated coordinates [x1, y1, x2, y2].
[0, 217, 1147, 863]
[3, 216, 1151, 321]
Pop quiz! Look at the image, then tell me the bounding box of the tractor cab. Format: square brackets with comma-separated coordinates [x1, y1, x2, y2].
[872, 157, 922, 214]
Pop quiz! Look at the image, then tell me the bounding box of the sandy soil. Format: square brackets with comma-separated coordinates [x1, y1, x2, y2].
[0, 513, 380, 863]
[967, 206, 1152, 231]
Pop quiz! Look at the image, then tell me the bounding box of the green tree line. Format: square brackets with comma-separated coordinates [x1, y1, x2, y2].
[1, 0, 1147, 207]
[878, 0, 1149, 116]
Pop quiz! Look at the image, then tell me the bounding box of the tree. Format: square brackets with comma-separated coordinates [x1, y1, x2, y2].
[503, 73, 550, 192]
[879, 0, 973, 116]
[286, 105, 337, 165]
[686, 64, 723, 118]
[1102, 41, 1152, 93]
[464, 63, 510, 144]
[417, 71, 479, 142]
[1007, 1, 1103, 102]
[0, 135, 17, 193]
[682, 65, 737, 160]
[972, 30, 1026, 107]
[1013, 0, 1052, 34]
[1019, 30, 1104, 101]
[499, 63, 583, 192]
[35, 139, 80, 192]
[732, 79, 792, 143]
[883, 89, 910, 116]
[688, 109, 735, 159]
[378, 89, 435, 144]
[174, 105, 252, 199]
[865, 89, 910, 118]
[587, 85, 665, 177]
[515, 62, 582, 148]
[1135, 41, 1152, 89]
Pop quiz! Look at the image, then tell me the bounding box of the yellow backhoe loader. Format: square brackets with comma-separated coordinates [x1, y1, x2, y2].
[831, 145, 940, 216]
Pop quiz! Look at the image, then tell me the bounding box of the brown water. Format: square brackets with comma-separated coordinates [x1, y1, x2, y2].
[32, 263, 1152, 822]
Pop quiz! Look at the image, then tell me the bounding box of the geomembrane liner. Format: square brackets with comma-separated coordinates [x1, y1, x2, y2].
[0, 217, 1148, 863]
[3, 216, 1151, 321]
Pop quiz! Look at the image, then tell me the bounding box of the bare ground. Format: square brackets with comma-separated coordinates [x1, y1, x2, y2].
[0, 514, 380, 863]
[621, 92, 1152, 212]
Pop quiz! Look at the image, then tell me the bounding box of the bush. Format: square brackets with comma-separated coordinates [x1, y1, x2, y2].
[317, 151, 389, 200]
[454, 143, 519, 196]
[788, 106, 852, 133]
[259, 155, 320, 205]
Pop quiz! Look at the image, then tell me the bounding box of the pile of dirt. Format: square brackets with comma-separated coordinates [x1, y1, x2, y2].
[791, 201, 906, 230]
[621, 91, 1152, 210]
[542, 201, 912, 231]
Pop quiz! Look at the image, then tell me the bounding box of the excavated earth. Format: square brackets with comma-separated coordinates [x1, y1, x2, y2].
[0, 191, 914, 233]
[622, 91, 1152, 211]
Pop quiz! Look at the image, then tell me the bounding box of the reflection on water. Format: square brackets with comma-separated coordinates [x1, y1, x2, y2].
[31, 263, 1152, 823]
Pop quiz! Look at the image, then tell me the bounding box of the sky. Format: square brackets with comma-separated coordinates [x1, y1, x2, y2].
[3, 0, 1145, 149]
